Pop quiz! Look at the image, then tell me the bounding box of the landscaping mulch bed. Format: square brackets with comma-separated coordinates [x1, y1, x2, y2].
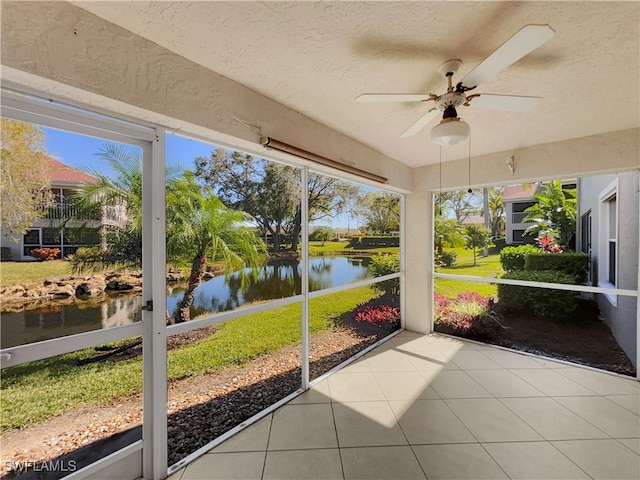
[438, 298, 637, 377]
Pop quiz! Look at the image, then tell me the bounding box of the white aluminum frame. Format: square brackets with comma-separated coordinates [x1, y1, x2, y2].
[0, 88, 160, 479]
[0, 89, 406, 480]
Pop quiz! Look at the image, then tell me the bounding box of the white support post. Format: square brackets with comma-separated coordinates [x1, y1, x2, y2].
[636, 173, 640, 380]
[142, 131, 168, 479]
[301, 167, 310, 390]
[403, 189, 432, 333]
[400, 194, 406, 329]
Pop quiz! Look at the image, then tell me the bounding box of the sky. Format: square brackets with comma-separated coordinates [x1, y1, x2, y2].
[41, 127, 360, 228]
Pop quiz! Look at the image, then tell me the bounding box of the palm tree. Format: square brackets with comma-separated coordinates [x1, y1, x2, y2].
[70, 143, 265, 323]
[67, 143, 145, 270]
[487, 187, 505, 240]
[166, 172, 265, 323]
[523, 180, 576, 248]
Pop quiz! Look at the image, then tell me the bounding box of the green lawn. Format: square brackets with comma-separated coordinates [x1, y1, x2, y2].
[435, 247, 503, 298]
[0, 286, 378, 432]
[0, 260, 76, 287]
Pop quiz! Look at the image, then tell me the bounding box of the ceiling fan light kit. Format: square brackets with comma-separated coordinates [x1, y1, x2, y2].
[356, 24, 555, 147]
[431, 117, 469, 146]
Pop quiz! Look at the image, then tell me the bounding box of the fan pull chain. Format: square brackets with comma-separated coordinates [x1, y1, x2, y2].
[467, 132, 472, 194]
[439, 145, 442, 195]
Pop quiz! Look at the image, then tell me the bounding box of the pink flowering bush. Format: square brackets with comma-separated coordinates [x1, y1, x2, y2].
[434, 292, 502, 339]
[352, 303, 401, 326]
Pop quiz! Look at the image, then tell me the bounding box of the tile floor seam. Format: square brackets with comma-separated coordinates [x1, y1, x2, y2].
[614, 437, 640, 455]
[476, 441, 513, 480]
[604, 395, 640, 416]
[548, 394, 633, 439]
[548, 395, 615, 439]
[482, 440, 597, 480]
[544, 439, 604, 480]
[260, 413, 275, 480]
[435, 396, 483, 445]
[329, 393, 347, 480]
[553, 364, 639, 387]
[492, 394, 613, 443]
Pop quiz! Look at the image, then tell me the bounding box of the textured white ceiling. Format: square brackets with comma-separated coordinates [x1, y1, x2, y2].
[74, 1, 639, 167]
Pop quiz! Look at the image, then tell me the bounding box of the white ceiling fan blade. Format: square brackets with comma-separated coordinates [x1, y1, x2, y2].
[357, 94, 432, 103]
[461, 25, 555, 88]
[471, 94, 542, 111]
[400, 108, 440, 137]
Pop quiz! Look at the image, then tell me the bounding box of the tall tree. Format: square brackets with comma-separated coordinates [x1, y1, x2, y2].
[437, 190, 480, 222]
[359, 192, 400, 234]
[0, 118, 53, 236]
[195, 148, 359, 251]
[195, 150, 297, 251]
[464, 224, 492, 266]
[523, 180, 576, 248]
[480, 186, 505, 240]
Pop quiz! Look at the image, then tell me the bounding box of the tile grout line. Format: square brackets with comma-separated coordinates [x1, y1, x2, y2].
[259, 413, 275, 480]
[329, 395, 347, 480]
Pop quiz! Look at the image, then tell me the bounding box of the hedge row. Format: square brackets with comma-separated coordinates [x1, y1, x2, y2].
[498, 244, 590, 322]
[349, 236, 400, 248]
[498, 270, 578, 323]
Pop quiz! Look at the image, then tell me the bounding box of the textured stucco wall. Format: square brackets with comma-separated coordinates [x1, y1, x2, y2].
[414, 128, 640, 192]
[0, 1, 411, 191]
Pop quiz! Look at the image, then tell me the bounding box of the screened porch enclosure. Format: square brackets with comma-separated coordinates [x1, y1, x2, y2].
[1, 2, 638, 479]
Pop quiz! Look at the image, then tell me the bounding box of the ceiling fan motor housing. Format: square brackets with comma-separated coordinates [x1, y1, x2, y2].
[435, 92, 466, 114]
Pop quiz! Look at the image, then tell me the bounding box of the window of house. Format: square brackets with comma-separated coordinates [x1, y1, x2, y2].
[580, 211, 591, 255]
[599, 181, 618, 305]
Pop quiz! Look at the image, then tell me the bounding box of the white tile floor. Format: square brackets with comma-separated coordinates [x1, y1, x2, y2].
[169, 332, 639, 480]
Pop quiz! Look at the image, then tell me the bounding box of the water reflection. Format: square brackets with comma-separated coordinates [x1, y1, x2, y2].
[167, 256, 371, 319]
[1, 295, 142, 349]
[1, 256, 370, 348]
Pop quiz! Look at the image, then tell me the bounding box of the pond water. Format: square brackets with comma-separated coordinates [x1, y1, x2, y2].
[1, 256, 372, 349]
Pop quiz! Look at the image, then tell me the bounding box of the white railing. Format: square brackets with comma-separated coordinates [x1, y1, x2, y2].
[511, 212, 534, 223]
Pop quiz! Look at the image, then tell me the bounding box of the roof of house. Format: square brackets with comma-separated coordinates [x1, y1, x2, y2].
[48, 158, 97, 185]
[502, 184, 539, 201]
[460, 214, 486, 225]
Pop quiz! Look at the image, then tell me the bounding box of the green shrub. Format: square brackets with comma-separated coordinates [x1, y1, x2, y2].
[524, 253, 590, 284]
[437, 250, 457, 267]
[349, 236, 400, 248]
[369, 253, 400, 296]
[499, 244, 540, 272]
[0, 247, 12, 262]
[498, 270, 578, 322]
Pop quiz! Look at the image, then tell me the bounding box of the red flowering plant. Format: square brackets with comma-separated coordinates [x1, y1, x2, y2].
[536, 234, 563, 253]
[352, 303, 400, 326]
[30, 247, 61, 261]
[434, 292, 502, 339]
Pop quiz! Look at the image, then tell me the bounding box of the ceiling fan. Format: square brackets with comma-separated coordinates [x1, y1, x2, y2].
[356, 25, 555, 146]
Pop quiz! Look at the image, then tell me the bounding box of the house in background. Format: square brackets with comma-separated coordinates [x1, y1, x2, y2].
[503, 181, 578, 246]
[577, 171, 639, 367]
[503, 184, 540, 245]
[1, 158, 124, 260]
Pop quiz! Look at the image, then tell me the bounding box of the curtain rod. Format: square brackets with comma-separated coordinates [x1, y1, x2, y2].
[260, 136, 388, 184]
